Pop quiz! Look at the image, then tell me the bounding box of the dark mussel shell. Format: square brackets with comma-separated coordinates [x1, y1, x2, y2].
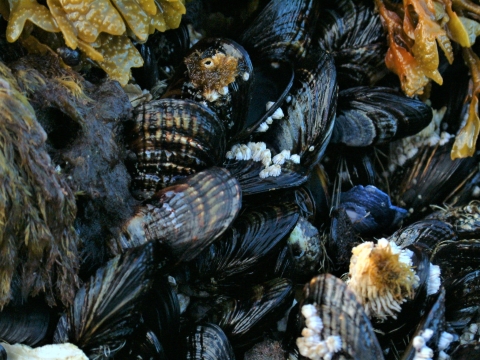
[53, 242, 157, 359]
[129, 98, 226, 198]
[290, 274, 384, 359]
[181, 202, 299, 293]
[0, 298, 52, 346]
[331, 87, 432, 147]
[401, 288, 447, 360]
[225, 159, 308, 195]
[334, 185, 408, 236]
[115, 327, 167, 359]
[259, 48, 337, 172]
[240, 0, 321, 63]
[431, 240, 480, 284]
[0, 345, 5, 360]
[117, 167, 242, 263]
[163, 38, 254, 139]
[445, 270, 480, 330]
[316, 0, 387, 88]
[426, 202, 480, 239]
[389, 141, 480, 221]
[194, 278, 294, 350]
[389, 219, 458, 250]
[184, 323, 235, 360]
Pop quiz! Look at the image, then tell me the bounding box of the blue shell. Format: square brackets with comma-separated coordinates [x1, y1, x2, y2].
[337, 185, 408, 235]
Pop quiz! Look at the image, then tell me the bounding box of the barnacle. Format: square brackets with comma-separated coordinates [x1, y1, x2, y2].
[0, 0, 186, 85]
[0, 61, 80, 307]
[376, 0, 480, 158]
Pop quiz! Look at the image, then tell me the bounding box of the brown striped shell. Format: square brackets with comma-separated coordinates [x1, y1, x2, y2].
[116, 167, 242, 263]
[129, 98, 226, 199]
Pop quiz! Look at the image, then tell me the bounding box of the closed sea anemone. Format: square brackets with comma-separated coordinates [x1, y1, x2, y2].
[0, 0, 186, 86]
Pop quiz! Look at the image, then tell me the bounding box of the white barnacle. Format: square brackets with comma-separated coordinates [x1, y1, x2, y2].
[427, 263, 441, 295]
[256, 122, 269, 132]
[218, 86, 229, 95]
[346, 239, 418, 320]
[235, 144, 252, 161]
[309, 145, 315, 152]
[272, 150, 291, 165]
[266, 116, 274, 124]
[290, 154, 301, 164]
[438, 331, 454, 351]
[266, 101, 275, 111]
[248, 142, 267, 162]
[259, 164, 281, 178]
[261, 149, 272, 167]
[272, 107, 285, 119]
[243, 72, 250, 81]
[296, 304, 342, 360]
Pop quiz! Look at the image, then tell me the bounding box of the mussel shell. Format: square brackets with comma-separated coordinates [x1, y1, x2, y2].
[129, 98, 226, 198]
[389, 219, 458, 250]
[390, 141, 479, 221]
[53, 242, 158, 359]
[163, 38, 254, 139]
[184, 202, 299, 291]
[292, 274, 384, 359]
[0, 299, 52, 346]
[335, 184, 408, 236]
[431, 240, 480, 284]
[316, 0, 387, 88]
[118, 167, 242, 263]
[401, 288, 446, 360]
[225, 158, 308, 195]
[240, 0, 321, 63]
[426, 202, 480, 239]
[197, 278, 294, 349]
[259, 48, 337, 172]
[445, 270, 480, 330]
[115, 327, 167, 359]
[331, 87, 432, 147]
[184, 323, 235, 360]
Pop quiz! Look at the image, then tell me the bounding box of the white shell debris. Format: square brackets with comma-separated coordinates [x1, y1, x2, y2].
[0, 342, 88, 360]
[412, 329, 435, 360]
[296, 303, 342, 360]
[427, 263, 441, 295]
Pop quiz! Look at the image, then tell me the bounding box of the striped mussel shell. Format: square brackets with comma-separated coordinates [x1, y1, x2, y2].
[116, 167, 242, 263]
[129, 98, 226, 199]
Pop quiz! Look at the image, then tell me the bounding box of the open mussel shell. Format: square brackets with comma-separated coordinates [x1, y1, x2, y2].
[431, 240, 480, 284]
[163, 38, 254, 139]
[331, 87, 432, 147]
[445, 270, 480, 330]
[193, 278, 294, 350]
[240, 0, 321, 63]
[184, 323, 235, 360]
[389, 141, 479, 221]
[389, 219, 458, 250]
[289, 274, 384, 359]
[53, 242, 158, 359]
[129, 98, 226, 198]
[316, 0, 387, 88]
[117, 167, 242, 263]
[180, 202, 299, 294]
[240, 61, 294, 139]
[259, 48, 337, 172]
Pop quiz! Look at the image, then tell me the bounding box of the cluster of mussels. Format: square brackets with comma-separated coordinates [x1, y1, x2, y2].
[2, 0, 480, 359]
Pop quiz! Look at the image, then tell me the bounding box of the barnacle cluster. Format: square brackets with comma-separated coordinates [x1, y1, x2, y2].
[0, 0, 186, 85]
[375, 0, 480, 159]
